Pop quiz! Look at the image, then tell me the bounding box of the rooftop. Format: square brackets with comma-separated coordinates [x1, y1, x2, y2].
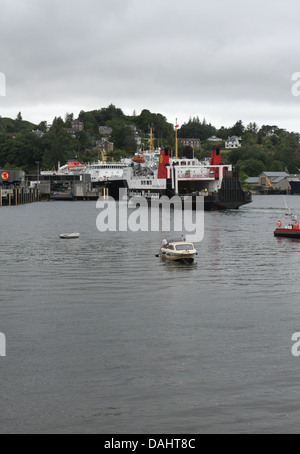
[245, 177, 259, 184]
[260, 171, 289, 177]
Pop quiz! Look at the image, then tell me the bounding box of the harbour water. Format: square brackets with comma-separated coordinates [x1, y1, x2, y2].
[1, 196, 300, 433]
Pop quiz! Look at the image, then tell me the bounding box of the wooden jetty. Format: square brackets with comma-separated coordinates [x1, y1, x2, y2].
[0, 187, 40, 207]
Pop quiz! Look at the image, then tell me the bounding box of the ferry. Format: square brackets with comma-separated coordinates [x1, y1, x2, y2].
[40, 148, 252, 210]
[84, 150, 160, 183]
[41, 154, 130, 200]
[122, 147, 252, 210]
[41, 154, 129, 181]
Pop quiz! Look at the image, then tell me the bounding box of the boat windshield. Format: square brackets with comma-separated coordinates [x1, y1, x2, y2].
[176, 244, 194, 251]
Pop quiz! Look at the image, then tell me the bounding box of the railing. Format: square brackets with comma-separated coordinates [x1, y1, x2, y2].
[177, 172, 215, 179]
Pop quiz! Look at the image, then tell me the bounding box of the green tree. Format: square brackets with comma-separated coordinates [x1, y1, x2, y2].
[42, 117, 75, 168]
[0, 133, 14, 166]
[65, 113, 74, 128]
[6, 132, 43, 172]
[243, 131, 256, 145]
[270, 160, 286, 172]
[179, 117, 216, 141]
[230, 120, 245, 137]
[78, 111, 99, 135]
[111, 123, 137, 152]
[136, 109, 153, 133]
[38, 121, 48, 133]
[246, 122, 258, 135]
[90, 104, 125, 125]
[238, 158, 265, 176]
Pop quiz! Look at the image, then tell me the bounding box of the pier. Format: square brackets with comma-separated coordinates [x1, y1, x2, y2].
[0, 187, 40, 207]
[0, 171, 110, 207]
[27, 174, 110, 201]
[0, 169, 40, 207]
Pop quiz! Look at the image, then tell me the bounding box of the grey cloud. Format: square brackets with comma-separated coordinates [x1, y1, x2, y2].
[0, 0, 300, 130]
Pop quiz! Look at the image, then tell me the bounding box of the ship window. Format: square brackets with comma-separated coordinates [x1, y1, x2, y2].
[176, 244, 194, 251]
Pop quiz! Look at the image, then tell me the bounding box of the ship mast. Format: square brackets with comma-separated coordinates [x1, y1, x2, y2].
[175, 119, 179, 159]
[149, 126, 154, 153]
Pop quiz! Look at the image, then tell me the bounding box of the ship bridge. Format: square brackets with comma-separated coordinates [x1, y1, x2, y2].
[170, 158, 232, 195]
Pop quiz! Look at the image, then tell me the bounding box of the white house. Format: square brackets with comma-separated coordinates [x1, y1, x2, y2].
[207, 135, 222, 142]
[225, 136, 242, 149]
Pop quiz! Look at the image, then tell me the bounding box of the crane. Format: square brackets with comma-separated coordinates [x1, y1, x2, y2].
[265, 176, 274, 189]
[101, 151, 107, 164]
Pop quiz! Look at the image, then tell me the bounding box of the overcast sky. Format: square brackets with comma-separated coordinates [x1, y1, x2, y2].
[1, 0, 300, 132]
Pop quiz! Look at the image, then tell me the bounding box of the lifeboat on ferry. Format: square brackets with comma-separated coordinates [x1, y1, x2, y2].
[132, 153, 145, 163]
[274, 212, 300, 239]
[56, 158, 86, 174]
[66, 158, 86, 170]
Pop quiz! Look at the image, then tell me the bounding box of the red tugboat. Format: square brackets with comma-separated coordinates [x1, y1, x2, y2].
[274, 211, 300, 239]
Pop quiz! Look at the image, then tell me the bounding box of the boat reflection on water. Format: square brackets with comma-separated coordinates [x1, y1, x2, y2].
[162, 260, 198, 270]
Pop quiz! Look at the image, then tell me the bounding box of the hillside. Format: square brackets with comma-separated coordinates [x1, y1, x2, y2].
[0, 115, 36, 134]
[0, 106, 300, 178]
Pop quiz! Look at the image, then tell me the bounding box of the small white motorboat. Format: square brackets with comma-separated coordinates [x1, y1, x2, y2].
[159, 239, 197, 264]
[59, 233, 80, 239]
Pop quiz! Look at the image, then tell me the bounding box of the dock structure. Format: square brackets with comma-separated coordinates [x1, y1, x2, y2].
[0, 187, 40, 207]
[0, 169, 41, 207]
[0, 170, 110, 207]
[27, 174, 110, 201]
